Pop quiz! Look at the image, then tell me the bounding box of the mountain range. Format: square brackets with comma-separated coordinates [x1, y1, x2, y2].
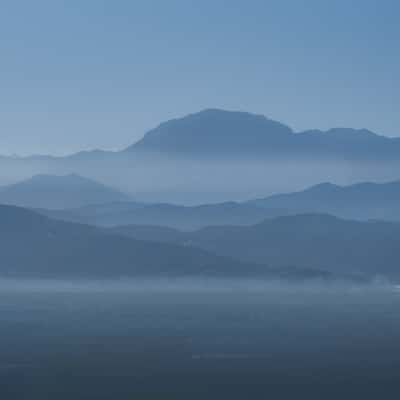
[1, 108, 400, 282]
[126, 109, 400, 160]
[1, 109, 399, 203]
[1, 202, 397, 281]
[248, 179, 400, 221]
[0, 204, 336, 281]
[5, 109, 397, 161]
[110, 214, 400, 281]
[34, 178, 400, 229]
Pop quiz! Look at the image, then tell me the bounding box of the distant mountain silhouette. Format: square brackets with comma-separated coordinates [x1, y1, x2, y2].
[37, 201, 296, 230]
[126, 109, 400, 160]
[0, 205, 336, 281]
[111, 214, 400, 281]
[0, 174, 132, 209]
[36, 178, 400, 228]
[1, 110, 398, 163]
[1, 109, 399, 205]
[128, 109, 293, 156]
[248, 180, 400, 221]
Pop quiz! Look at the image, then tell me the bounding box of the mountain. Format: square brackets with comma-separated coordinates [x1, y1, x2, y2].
[127, 109, 293, 157]
[125, 109, 400, 160]
[37, 201, 293, 230]
[0, 205, 336, 281]
[248, 180, 400, 221]
[0, 174, 132, 209]
[111, 214, 400, 281]
[1, 109, 400, 205]
[37, 178, 400, 229]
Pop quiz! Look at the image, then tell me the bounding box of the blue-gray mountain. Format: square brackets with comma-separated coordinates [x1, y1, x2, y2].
[37, 179, 400, 229]
[0, 174, 133, 209]
[126, 109, 400, 160]
[0, 204, 337, 281]
[1, 109, 399, 204]
[2, 108, 400, 163]
[111, 214, 400, 282]
[248, 180, 400, 221]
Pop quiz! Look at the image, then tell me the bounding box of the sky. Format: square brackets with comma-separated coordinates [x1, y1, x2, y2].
[0, 0, 399, 155]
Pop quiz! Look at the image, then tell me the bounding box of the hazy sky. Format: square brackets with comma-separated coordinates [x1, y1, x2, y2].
[0, 0, 399, 155]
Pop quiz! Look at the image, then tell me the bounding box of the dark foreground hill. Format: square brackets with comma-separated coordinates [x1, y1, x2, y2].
[0, 205, 336, 281]
[111, 214, 400, 281]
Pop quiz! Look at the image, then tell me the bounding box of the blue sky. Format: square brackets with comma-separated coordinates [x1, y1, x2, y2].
[0, 0, 399, 155]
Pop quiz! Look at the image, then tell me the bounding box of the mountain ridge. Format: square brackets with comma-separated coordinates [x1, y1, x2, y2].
[111, 213, 400, 282]
[248, 179, 400, 221]
[1, 109, 399, 204]
[0, 204, 339, 281]
[36, 178, 400, 229]
[0, 173, 132, 209]
[1, 109, 398, 160]
[124, 109, 399, 159]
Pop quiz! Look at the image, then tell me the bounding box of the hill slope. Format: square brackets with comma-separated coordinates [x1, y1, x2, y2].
[0, 205, 333, 280]
[249, 180, 400, 221]
[0, 174, 132, 209]
[38, 178, 400, 229]
[111, 214, 400, 281]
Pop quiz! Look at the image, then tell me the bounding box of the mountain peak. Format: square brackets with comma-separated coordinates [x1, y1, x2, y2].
[122, 109, 399, 160]
[0, 174, 132, 210]
[300, 127, 384, 141]
[126, 109, 294, 155]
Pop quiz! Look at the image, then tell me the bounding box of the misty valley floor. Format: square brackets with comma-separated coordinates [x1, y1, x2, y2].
[1, 281, 400, 399]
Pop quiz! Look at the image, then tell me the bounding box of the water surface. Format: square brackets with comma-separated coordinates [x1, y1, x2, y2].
[1, 280, 399, 399]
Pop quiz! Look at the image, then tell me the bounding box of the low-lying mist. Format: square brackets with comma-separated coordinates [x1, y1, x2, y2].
[0, 277, 393, 294]
[2, 154, 400, 204]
